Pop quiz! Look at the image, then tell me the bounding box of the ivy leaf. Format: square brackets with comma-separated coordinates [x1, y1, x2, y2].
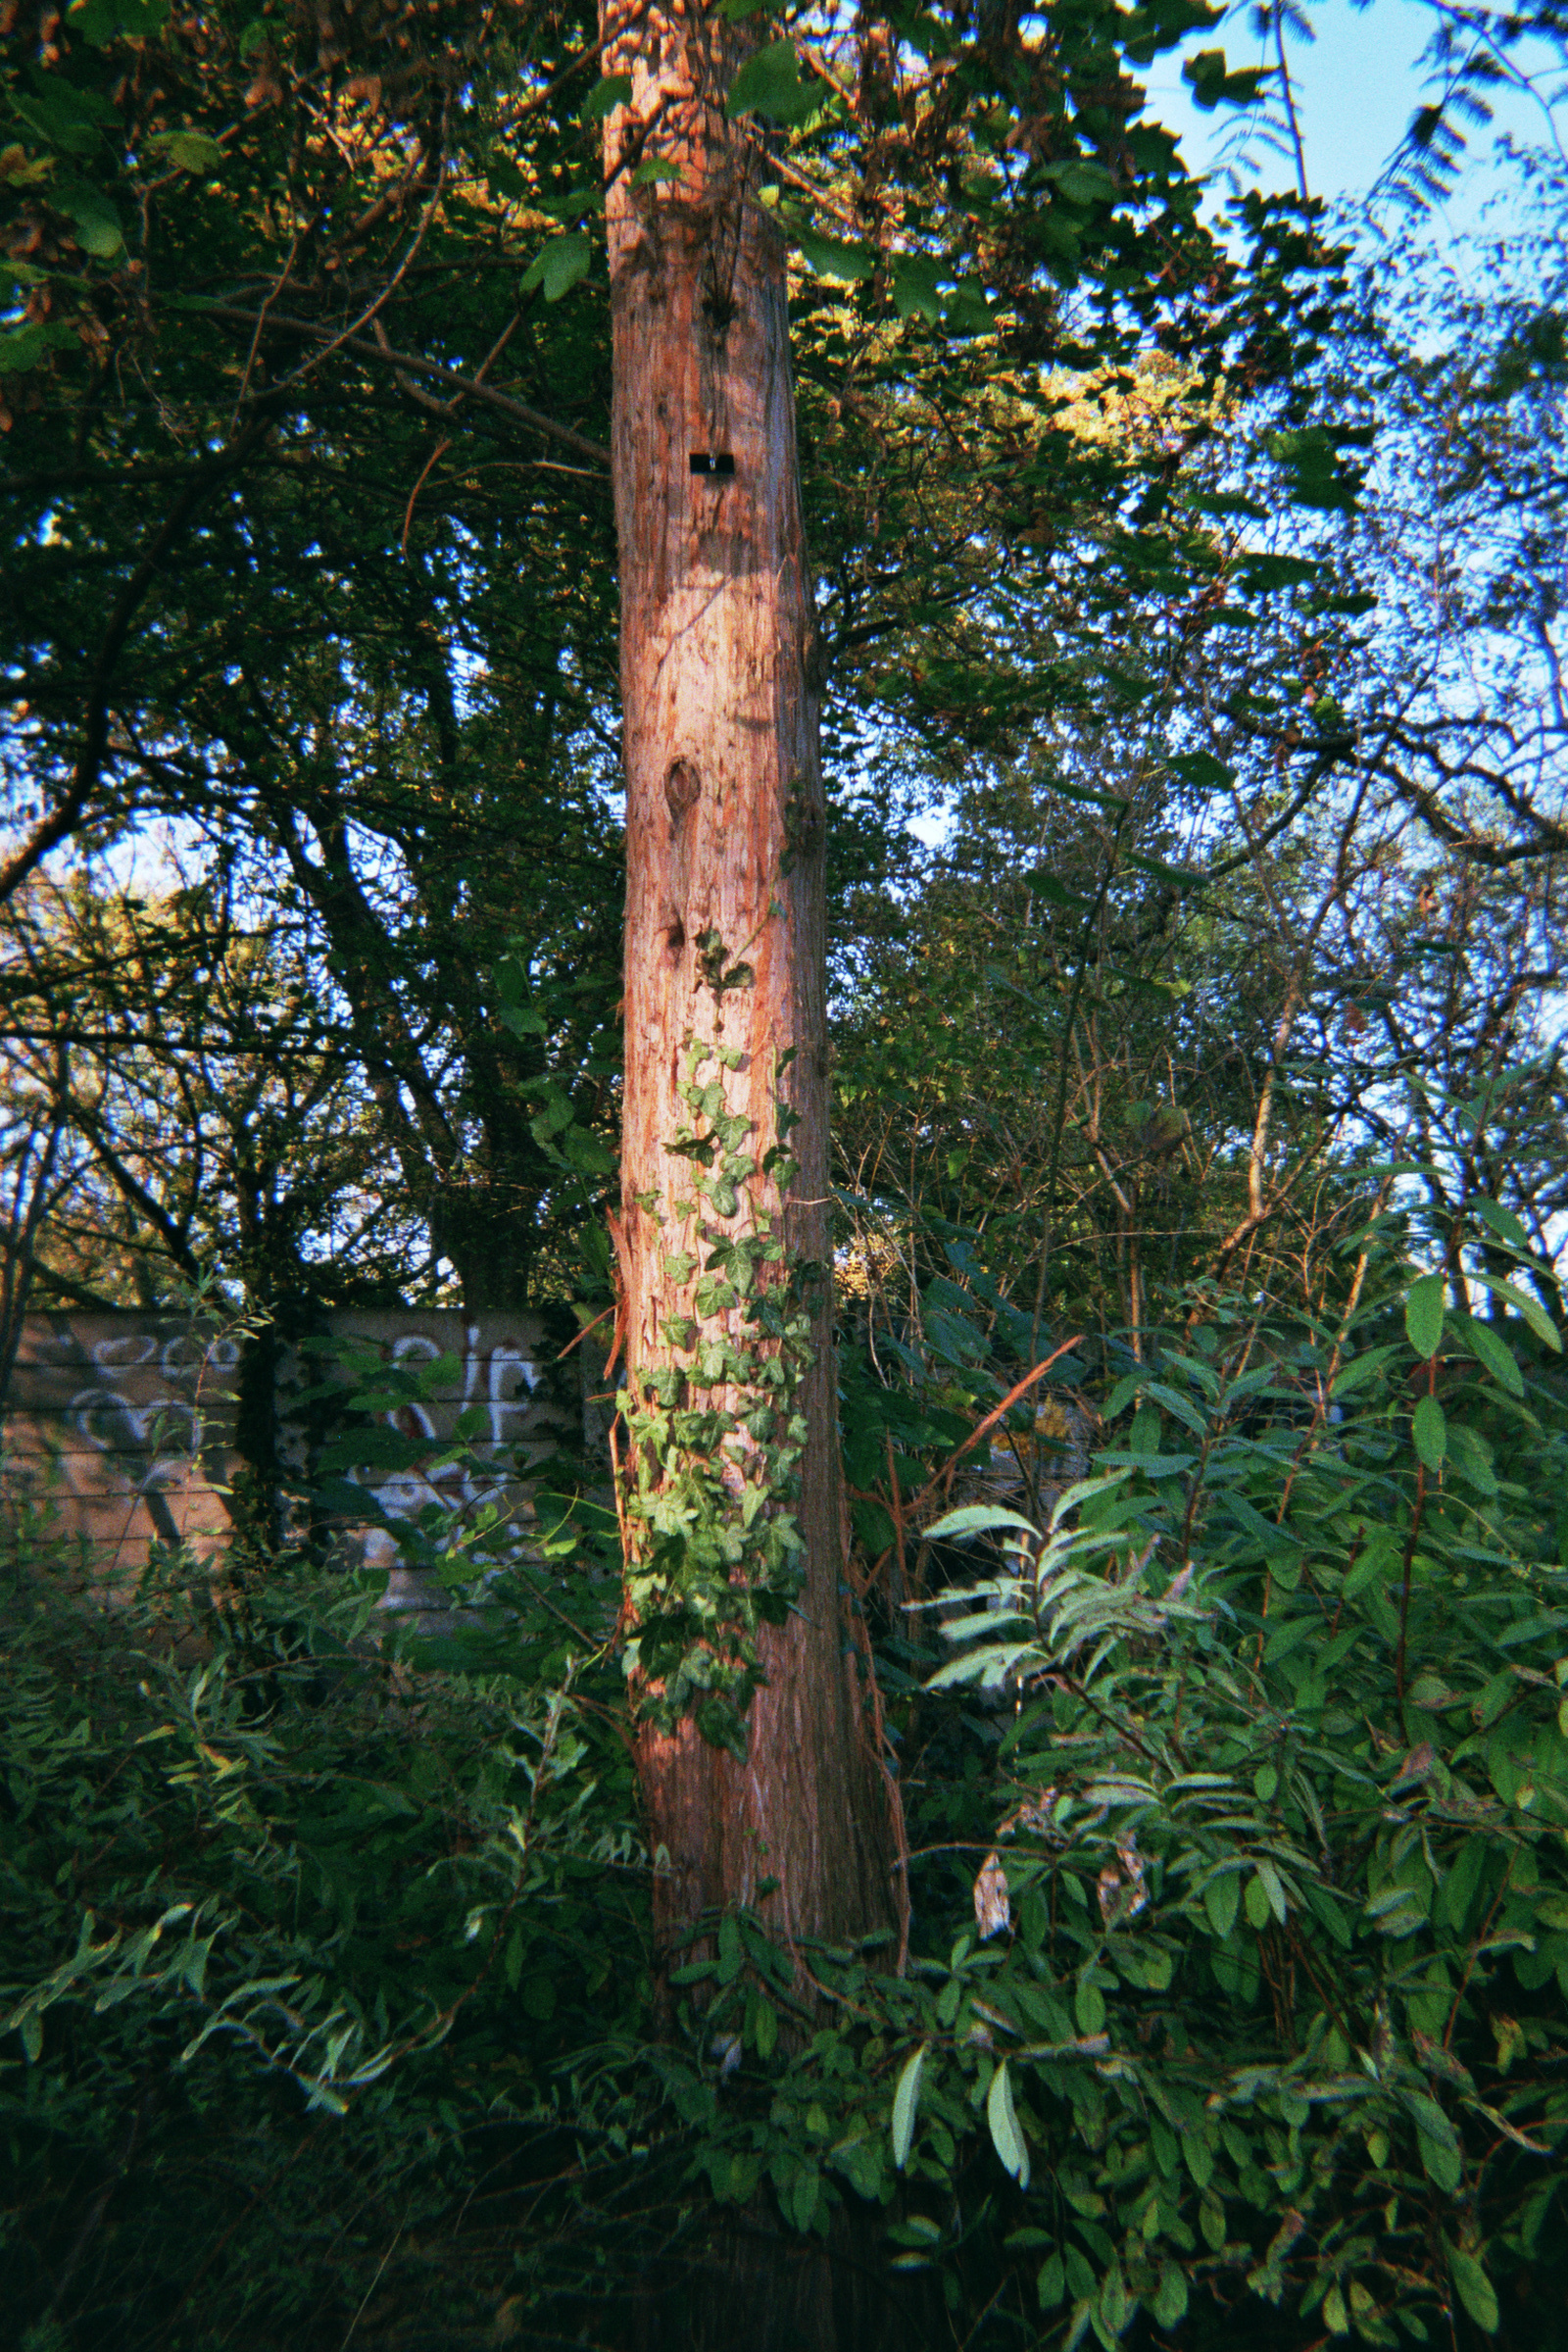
[1405, 1275, 1446, 1359]
[521, 232, 593, 302]
[1167, 750, 1234, 792]
[56, 184, 122, 256]
[146, 128, 224, 172]
[891, 254, 944, 323]
[794, 222, 875, 282]
[579, 74, 631, 124]
[1183, 48, 1267, 110]
[1412, 1395, 1447, 1471]
[891, 2042, 926, 2170]
[724, 41, 816, 124]
[986, 2058, 1030, 2188]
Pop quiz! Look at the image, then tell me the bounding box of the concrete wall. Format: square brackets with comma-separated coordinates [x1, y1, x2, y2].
[1, 1310, 585, 1580]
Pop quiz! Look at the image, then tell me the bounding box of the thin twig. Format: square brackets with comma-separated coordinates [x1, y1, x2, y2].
[399, 434, 452, 555]
[906, 1339, 1084, 1522]
[189, 302, 612, 468]
[556, 1301, 615, 1360]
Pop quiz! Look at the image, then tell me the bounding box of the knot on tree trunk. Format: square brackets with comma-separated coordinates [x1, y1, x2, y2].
[664, 758, 702, 818]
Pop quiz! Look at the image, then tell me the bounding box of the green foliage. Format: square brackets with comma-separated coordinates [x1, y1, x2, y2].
[0, 1507, 651, 2345]
[618, 1036, 815, 1753]
[573, 1248, 1565, 2349]
[7, 1226, 1568, 2349]
[4, 5, 1565, 2346]
[790, 1245, 1567, 2346]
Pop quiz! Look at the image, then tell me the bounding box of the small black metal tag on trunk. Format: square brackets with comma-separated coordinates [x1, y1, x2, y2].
[689, 453, 736, 476]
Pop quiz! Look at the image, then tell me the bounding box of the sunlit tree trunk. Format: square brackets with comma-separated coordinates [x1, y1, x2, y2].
[601, 2, 895, 1968]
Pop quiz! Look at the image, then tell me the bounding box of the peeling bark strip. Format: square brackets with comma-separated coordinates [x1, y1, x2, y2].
[602, 4, 895, 1958]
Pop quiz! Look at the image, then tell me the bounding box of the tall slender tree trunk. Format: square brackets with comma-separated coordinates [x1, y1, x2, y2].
[601, 3, 895, 1968]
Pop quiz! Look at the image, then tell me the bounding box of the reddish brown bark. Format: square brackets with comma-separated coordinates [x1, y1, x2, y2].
[601, 3, 896, 1964]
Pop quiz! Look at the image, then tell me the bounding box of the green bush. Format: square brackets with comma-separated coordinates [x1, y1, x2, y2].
[680, 1244, 1567, 2349]
[0, 1519, 656, 2347]
[5, 1229, 1567, 2350]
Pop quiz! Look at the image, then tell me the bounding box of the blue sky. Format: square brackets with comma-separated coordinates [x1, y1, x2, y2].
[1140, 0, 1560, 220]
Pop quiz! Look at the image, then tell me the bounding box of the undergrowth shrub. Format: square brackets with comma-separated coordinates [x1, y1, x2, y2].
[0, 1515, 659, 2349]
[5, 1217, 1567, 2352]
[669, 1233, 1568, 2350]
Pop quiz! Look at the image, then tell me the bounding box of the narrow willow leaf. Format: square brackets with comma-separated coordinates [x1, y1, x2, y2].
[1446, 1424, 1498, 1494]
[1152, 2263, 1188, 2327]
[923, 1503, 1042, 1543]
[1445, 2241, 1499, 2333]
[1412, 1395, 1447, 1470]
[1452, 1312, 1526, 1396]
[1416, 2128, 1462, 2192]
[986, 2058, 1030, 2187]
[1405, 1275, 1446, 1359]
[1255, 1857, 1288, 1922]
[1074, 1981, 1105, 2034]
[1047, 778, 1130, 810]
[1125, 850, 1204, 887]
[1472, 1197, 1531, 1254]
[1203, 1871, 1240, 1939]
[891, 2043, 926, 2170]
[1331, 1345, 1399, 1396]
[1467, 1273, 1560, 1351]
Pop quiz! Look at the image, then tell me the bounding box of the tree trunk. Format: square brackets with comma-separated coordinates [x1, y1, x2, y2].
[602, 3, 896, 1967]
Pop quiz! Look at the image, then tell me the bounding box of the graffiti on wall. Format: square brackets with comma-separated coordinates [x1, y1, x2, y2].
[2, 1311, 577, 1581]
[297, 1315, 570, 1566]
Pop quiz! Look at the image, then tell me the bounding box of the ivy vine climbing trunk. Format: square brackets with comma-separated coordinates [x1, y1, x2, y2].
[601, 2, 896, 1972]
